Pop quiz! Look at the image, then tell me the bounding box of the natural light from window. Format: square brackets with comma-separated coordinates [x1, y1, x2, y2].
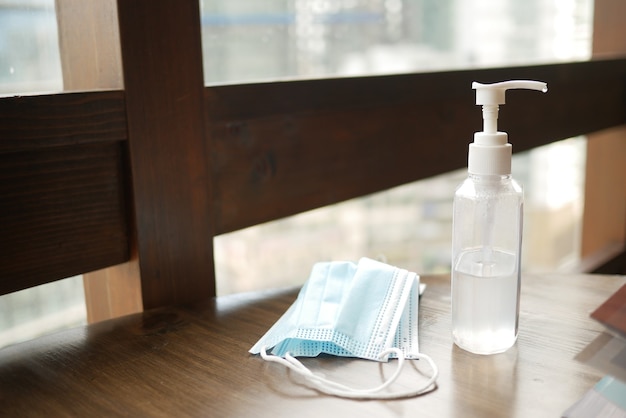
[199, 0, 592, 84]
[0, 0, 595, 348]
[200, 0, 594, 295]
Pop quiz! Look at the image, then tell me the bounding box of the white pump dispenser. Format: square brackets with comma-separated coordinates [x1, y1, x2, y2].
[469, 80, 547, 175]
[451, 80, 547, 355]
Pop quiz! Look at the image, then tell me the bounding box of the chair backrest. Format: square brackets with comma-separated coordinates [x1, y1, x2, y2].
[1, 1, 625, 314]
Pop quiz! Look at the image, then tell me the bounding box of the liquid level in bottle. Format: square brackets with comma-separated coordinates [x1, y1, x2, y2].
[452, 249, 519, 355]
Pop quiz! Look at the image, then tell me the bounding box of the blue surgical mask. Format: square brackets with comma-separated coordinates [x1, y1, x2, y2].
[250, 257, 438, 399]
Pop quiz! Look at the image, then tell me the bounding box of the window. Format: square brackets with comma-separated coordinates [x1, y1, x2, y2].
[0, 0, 62, 95]
[0, 0, 81, 348]
[214, 137, 588, 295]
[199, 0, 592, 84]
[201, 0, 594, 295]
[0, 0, 612, 350]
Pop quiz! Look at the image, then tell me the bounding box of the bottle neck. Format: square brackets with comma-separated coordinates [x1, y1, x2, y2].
[468, 173, 512, 183]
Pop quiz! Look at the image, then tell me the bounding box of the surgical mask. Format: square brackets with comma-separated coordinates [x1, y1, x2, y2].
[249, 257, 438, 399]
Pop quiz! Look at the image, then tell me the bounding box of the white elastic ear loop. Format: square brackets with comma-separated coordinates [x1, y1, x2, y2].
[260, 346, 438, 400]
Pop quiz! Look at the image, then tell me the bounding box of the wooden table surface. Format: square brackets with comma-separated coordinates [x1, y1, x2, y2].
[0, 273, 623, 417]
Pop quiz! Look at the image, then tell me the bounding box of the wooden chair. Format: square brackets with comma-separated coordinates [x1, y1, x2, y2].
[1, 1, 625, 325]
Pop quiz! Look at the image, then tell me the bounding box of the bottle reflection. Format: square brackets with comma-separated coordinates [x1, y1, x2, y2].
[451, 344, 519, 417]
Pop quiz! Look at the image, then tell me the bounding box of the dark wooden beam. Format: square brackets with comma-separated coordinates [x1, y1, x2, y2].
[0, 142, 130, 294]
[0, 90, 129, 295]
[0, 91, 126, 154]
[117, 0, 216, 307]
[206, 59, 626, 234]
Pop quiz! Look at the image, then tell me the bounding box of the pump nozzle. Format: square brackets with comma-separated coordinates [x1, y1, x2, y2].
[472, 80, 548, 135]
[468, 80, 548, 175]
[472, 80, 548, 105]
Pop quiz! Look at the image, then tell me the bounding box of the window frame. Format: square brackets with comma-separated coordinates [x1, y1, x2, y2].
[0, 0, 624, 321]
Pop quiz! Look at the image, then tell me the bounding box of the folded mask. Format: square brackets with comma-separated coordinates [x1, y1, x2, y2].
[249, 257, 438, 399]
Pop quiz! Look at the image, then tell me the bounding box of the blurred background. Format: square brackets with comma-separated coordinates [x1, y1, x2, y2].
[0, 0, 593, 347]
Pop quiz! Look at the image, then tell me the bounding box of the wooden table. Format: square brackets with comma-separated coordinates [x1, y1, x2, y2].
[0, 273, 623, 417]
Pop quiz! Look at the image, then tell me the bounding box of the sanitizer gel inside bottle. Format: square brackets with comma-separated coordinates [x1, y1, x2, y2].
[451, 80, 547, 355]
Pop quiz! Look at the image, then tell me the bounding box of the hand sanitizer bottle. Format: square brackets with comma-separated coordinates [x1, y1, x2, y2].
[452, 80, 547, 355]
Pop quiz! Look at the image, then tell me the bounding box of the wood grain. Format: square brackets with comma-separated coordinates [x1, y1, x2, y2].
[56, 0, 123, 91]
[0, 91, 129, 295]
[116, 0, 216, 307]
[581, 0, 626, 273]
[206, 59, 626, 234]
[0, 91, 127, 154]
[55, 0, 143, 321]
[0, 142, 130, 294]
[0, 273, 622, 417]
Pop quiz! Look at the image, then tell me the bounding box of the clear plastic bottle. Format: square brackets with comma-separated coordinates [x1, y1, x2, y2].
[452, 173, 523, 354]
[451, 80, 547, 355]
